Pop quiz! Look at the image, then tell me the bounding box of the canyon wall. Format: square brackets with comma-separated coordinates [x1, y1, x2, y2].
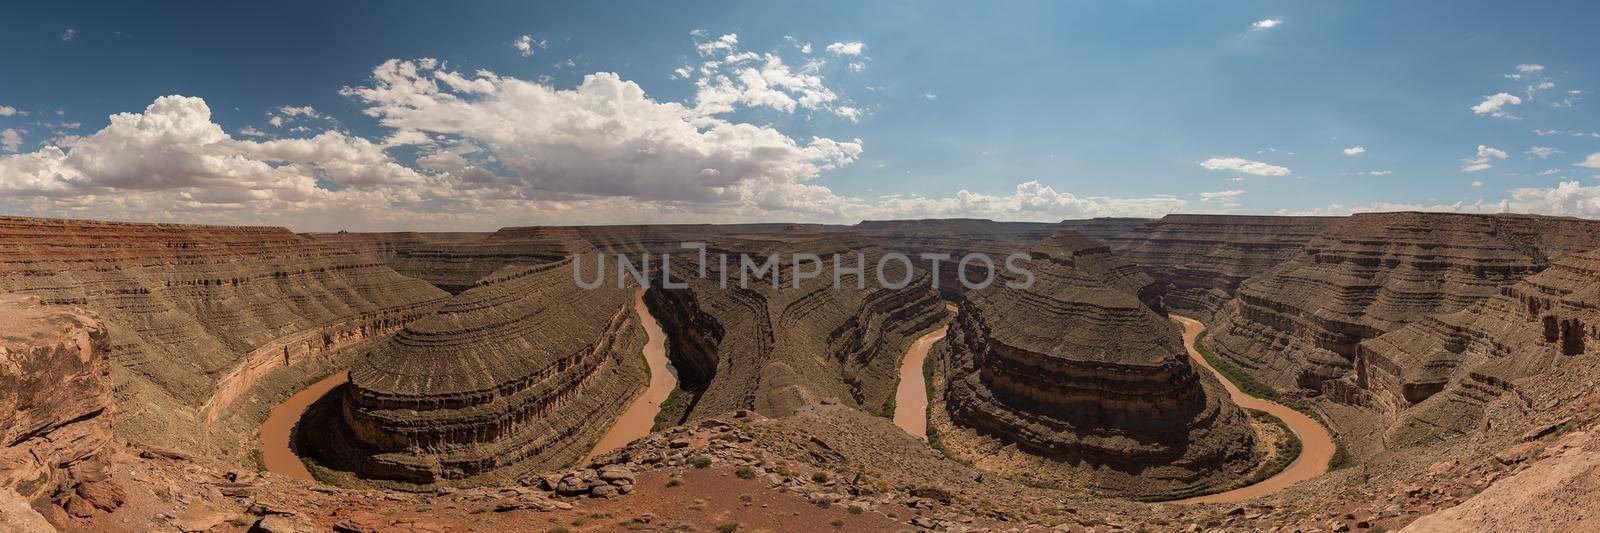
[941, 229, 1257, 495]
[1108, 215, 1340, 321]
[1360, 244, 1600, 446]
[0, 216, 449, 456]
[644, 231, 946, 419]
[1207, 212, 1600, 393]
[0, 294, 123, 524]
[334, 258, 646, 484]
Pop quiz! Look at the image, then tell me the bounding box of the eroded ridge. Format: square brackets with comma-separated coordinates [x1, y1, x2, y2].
[0, 216, 449, 458]
[328, 257, 647, 484]
[646, 231, 946, 421]
[1207, 212, 1600, 393]
[1107, 214, 1340, 321]
[941, 229, 1258, 496]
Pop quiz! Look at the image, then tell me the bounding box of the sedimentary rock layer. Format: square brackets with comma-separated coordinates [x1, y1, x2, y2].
[942, 229, 1256, 494]
[0, 294, 122, 520]
[855, 218, 1058, 300]
[644, 230, 946, 419]
[336, 258, 646, 484]
[1108, 215, 1339, 321]
[1209, 212, 1600, 392]
[1359, 244, 1600, 446]
[0, 216, 449, 455]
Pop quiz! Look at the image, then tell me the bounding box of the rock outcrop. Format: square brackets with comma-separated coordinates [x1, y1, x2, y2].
[0, 216, 450, 457]
[1360, 244, 1600, 446]
[645, 231, 946, 420]
[941, 230, 1257, 495]
[1109, 215, 1339, 321]
[331, 257, 647, 484]
[0, 294, 123, 523]
[855, 218, 1057, 300]
[1208, 212, 1600, 392]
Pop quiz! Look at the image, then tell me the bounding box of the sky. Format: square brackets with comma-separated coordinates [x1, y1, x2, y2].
[3, 0, 1600, 231]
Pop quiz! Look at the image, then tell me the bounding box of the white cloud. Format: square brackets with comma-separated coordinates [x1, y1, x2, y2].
[825, 41, 865, 56]
[1251, 19, 1282, 30]
[1472, 180, 1484, 187]
[848, 61, 866, 72]
[1342, 145, 1366, 155]
[1198, 157, 1291, 176]
[1516, 64, 1545, 73]
[1361, 170, 1392, 176]
[61, 29, 77, 41]
[1508, 180, 1600, 216]
[1538, 169, 1561, 176]
[1576, 153, 1600, 169]
[512, 35, 545, 57]
[238, 125, 266, 137]
[1471, 92, 1522, 118]
[1200, 189, 1246, 202]
[695, 33, 739, 56]
[0, 106, 15, 117]
[1460, 145, 1508, 173]
[1526, 146, 1561, 159]
[1, 129, 22, 152]
[924, 91, 937, 101]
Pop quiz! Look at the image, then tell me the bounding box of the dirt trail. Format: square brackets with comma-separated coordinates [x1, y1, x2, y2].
[1170, 315, 1335, 504]
[585, 288, 677, 461]
[259, 370, 347, 482]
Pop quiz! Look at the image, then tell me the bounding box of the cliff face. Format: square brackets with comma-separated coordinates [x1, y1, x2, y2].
[0, 294, 123, 522]
[855, 219, 1058, 300]
[941, 230, 1256, 495]
[1108, 215, 1340, 321]
[0, 216, 450, 456]
[646, 232, 946, 419]
[1207, 212, 1600, 392]
[336, 259, 646, 484]
[1359, 245, 1600, 446]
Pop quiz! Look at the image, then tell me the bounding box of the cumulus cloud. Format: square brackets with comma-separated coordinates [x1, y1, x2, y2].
[1460, 145, 1507, 173]
[1342, 145, 1366, 155]
[0, 96, 426, 217]
[1471, 92, 1522, 118]
[1198, 157, 1291, 176]
[1576, 153, 1600, 169]
[0, 105, 16, 117]
[342, 58, 861, 204]
[694, 32, 739, 56]
[1, 129, 22, 152]
[825, 41, 865, 56]
[1251, 19, 1282, 30]
[512, 35, 546, 57]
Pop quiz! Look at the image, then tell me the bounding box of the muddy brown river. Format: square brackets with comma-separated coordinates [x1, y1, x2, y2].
[1171, 314, 1335, 504]
[584, 288, 677, 461]
[259, 370, 348, 482]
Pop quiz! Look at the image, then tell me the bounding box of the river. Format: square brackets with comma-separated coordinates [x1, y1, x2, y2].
[259, 370, 348, 482]
[584, 288, 677, 461]
[1170, 314, 1336, 504]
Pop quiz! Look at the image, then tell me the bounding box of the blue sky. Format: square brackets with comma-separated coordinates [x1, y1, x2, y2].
[3, 1, 1600, 231]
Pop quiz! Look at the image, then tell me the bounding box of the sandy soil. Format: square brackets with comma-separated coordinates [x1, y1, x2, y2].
[586, 288, 678, 461]
[258, 370, 347, 482]
[1171, 314, 1336, 504]
[892, 326, 947, 440]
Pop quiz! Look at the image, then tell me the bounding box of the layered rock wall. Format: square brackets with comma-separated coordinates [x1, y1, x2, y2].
[1208, 212, 1600, 392]
[336, 258, 646, 484]
[0, 216, 449, 455]
[941, 230, 1256, 494]
[1108, 215, 1339, 321]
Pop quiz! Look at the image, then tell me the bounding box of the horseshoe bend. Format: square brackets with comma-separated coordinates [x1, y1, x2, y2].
[5, 213, 1600, 531]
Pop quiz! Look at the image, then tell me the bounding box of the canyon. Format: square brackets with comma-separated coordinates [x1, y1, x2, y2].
[3, 212, 1600, 531]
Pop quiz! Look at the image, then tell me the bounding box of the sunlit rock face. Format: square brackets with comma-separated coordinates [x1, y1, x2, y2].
[1360, 244, 1600, 446]
[943, 229, 1256, 494]
[1207, 212, 1600, 393]
[1106, 214, 1340, 322]
[0, 216, 449, 456]
[337, 257, 646, 484]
